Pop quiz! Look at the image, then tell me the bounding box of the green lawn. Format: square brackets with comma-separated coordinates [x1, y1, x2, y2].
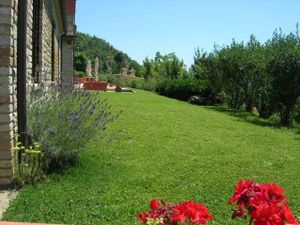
[3, 90, 300, 225]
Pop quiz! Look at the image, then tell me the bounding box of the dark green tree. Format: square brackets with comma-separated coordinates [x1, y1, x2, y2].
[192, 48, 223, 103]
[142, 57, 153, 80]
[74, 52, 87, 72]
[141, 52, 186, 79]
[266, 30, 300, 125]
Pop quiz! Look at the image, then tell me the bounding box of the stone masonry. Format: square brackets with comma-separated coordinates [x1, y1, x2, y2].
[61, 36, 75, 85]
[40, 1, 52, 81]
[0, 0, 17, 186]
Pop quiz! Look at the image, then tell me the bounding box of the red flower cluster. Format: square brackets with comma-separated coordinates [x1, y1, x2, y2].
[229, 180, 299, 225]
[172, 201, 214, 224]
[137, 199, 214, 225]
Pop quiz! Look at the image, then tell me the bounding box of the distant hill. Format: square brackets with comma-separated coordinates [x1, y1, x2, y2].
[75, 32, 141, 76]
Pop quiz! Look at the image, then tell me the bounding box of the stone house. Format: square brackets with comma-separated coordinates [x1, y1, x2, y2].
[0, 0, 77, 187]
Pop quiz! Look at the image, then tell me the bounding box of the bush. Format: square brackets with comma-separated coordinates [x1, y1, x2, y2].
[137, 79, 158, 92]
[74, 70, 86, 77]
[27, 83, 120, 173]
[98, 74, 108, 82]
[123, 78, 157, 92]
[99, 74, 157, 92]
[106, 74, 118, 84]
[156, 78, 211, 102]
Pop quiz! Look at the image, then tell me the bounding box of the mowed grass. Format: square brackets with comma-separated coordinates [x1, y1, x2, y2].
[3, 90, 300, 225]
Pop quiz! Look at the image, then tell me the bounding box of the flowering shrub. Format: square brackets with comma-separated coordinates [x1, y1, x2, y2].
[137, 199, 214, 225]
[27, 82, 120, 173]
[229, 180, 299, 225]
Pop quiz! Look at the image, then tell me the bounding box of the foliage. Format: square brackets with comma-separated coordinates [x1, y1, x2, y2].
[12, 137, 44, 185]
[220, 37, 266, 111]
[156, 78, 209, 102]
[137, 199, 214, 225]
[74, 52, 87, 72]
[74, 70, 86, 77]
[229, 180, 298, 225]
[27, 83, 120, 173]
[265, 30, 300, 125]
[192, 37, 267, 111]
[76, 32, 142, 76]
[192, 49, 223, 97]
[99, 74, 158, 92]
[123, 77, 157, 92]
[190, 27, 300, 125]
[3, 91, 300, 224]
[141, 52, 187, 79]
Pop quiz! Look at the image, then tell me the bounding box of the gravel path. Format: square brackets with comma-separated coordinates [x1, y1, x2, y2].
[0, 191, 18, 220]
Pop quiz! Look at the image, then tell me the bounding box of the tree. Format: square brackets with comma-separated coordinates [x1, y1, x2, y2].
[217, 40, 247, 109]
[191, 48, 223, 103]
[243, 35, 267, 112]
[214, 37, 267, 111]
[113, 52, 126, 74]
[266, 30, 300, 125]
[141, 52, 186, 79]
[142, 57, 153, 80]
[74, 52, 87, 72]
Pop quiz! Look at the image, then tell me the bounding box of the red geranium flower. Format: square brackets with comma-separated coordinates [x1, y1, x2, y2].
[229, 179, 254, 205]
[171, 201, 214, 224]
[150, 199, 161, 211]
[229, 180, 299, 225]
[137, 199, 213, 225]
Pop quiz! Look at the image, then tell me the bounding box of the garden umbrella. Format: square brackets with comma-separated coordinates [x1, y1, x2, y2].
[94, 57, 99, 80]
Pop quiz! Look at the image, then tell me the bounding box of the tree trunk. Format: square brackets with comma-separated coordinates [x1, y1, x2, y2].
[245, 102, 253, 112]
[280, 107, 292, 126]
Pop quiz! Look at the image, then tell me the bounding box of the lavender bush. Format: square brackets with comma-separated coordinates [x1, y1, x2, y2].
[27, 82, 120, 173]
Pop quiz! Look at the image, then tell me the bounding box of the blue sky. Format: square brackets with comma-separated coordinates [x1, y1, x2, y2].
[76, 0, 300, 66]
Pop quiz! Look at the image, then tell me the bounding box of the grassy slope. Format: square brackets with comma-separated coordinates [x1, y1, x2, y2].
[3, 91, 300, 225]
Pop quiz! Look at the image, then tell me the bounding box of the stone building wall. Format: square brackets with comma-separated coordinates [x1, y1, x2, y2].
[0, 0, 18, 186]
[50, 1, 62, 82]
[40, 1, 52, 81]
[40, 0, 64, 82]
[0, 0, 76, 187]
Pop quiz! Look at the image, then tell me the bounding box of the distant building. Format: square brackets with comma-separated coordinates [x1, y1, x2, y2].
[0, 0, 77, 187]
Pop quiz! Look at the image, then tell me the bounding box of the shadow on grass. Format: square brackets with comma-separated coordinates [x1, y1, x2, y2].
[206, 106, 300, 132]
[295, 129, 300, 141]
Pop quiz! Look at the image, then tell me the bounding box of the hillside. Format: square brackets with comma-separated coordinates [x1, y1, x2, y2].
[75, 32, 141, 75]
